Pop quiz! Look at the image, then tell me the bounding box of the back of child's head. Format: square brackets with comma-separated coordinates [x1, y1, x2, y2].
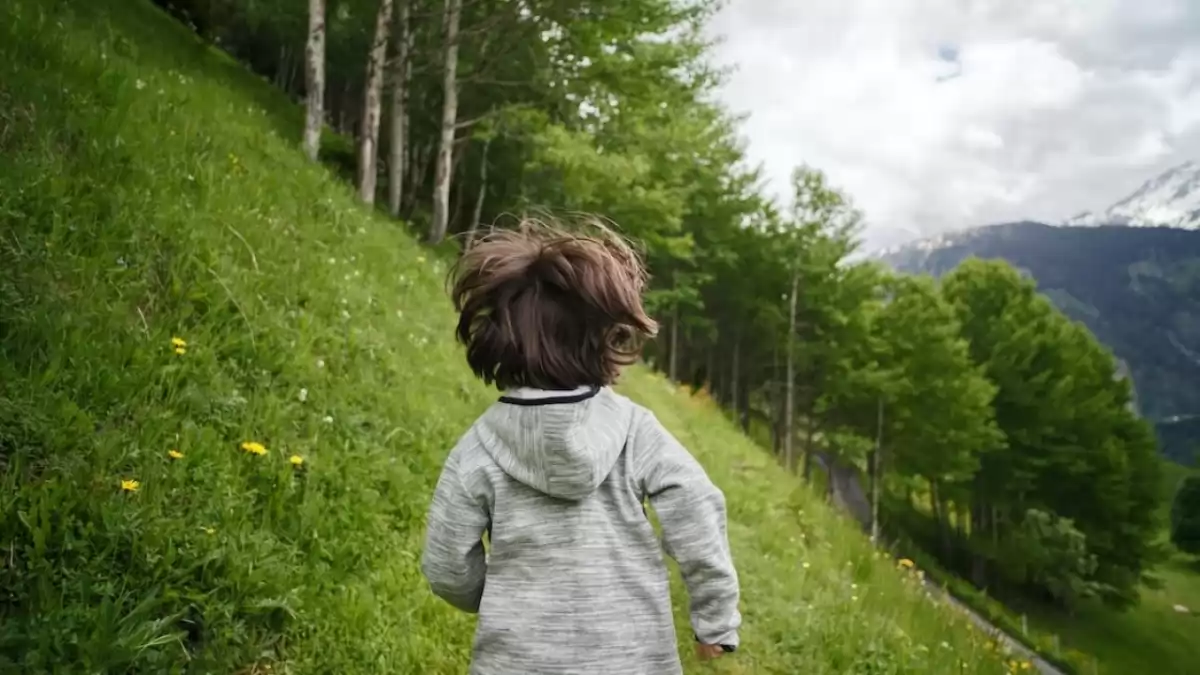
[449, 218, 658, 391]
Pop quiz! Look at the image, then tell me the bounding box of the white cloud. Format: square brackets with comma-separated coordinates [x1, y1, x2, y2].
[706, 0, 1200, 250]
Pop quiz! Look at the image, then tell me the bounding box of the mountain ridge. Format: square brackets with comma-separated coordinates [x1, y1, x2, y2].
[876, 221, 1200, 465]
[1066, 160, 1200, 230]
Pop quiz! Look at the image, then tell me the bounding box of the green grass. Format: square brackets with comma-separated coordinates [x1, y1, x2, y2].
[0, 0, 1018, 672]
[1016, 462, 1200, 675]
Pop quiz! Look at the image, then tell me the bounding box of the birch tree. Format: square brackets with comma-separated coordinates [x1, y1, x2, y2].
[357, 0, 395, 204]
[387, 0, 412, 216]
[428, 0, 461, 242]
[302, 0, 326, 161]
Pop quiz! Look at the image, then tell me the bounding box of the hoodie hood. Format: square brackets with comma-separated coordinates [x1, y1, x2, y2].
[475, 386, 635, 501]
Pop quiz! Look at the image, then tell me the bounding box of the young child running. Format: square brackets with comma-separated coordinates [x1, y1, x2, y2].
[420, 219, 742, 674]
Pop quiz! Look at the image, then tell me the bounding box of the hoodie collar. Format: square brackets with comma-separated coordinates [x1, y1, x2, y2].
[499, 386, 601, 407]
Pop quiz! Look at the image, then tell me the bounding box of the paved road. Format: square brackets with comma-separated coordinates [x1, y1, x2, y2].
[925, 581, 1066, 675]
[813, 451, 1067, 675]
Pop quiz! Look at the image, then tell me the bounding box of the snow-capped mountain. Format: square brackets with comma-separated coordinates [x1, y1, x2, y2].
[1066, 160, 1200, 229]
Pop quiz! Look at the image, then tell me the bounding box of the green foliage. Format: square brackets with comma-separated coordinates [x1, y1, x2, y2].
[938, 258, 1163, 609]
[881, 221, 1200, 464]
[1170, 476, 1200, 555]
[870, 274, 1001, 488]
[1003, 510, 1099, 610]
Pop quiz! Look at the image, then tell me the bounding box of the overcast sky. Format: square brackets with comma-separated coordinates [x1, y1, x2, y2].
[705, 0, 1200, 250]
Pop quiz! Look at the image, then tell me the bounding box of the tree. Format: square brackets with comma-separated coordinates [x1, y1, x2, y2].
[428, 0, 461, 242]
[357, 0, 394, 203]
[1004, 509, 1099, 611]
[386, 0, 413, 216]
[941, 257, 1162, 605]
[302, 0, 326, 161]
[861, 274, 1000, 553]
[1171, 475, 1200, 556]
[772, 167, 863, 478]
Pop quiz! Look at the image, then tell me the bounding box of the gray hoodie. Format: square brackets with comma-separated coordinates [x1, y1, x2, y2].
[420, 386, 741, 675]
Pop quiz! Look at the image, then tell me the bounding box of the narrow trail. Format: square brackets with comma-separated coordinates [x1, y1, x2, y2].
[813, 452, 1067, 675]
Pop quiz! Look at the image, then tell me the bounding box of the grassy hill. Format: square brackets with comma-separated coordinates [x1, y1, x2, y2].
[0, 0, 1018, 672]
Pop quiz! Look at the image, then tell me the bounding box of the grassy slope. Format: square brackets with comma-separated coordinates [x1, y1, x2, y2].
[0, 0, 1015, 672]
[1022, 462, 1200, 675]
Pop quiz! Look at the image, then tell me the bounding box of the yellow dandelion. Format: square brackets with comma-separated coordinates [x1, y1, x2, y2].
[289, 454, 305, 467]
[168, 449, 184, 459]
[171, 336, 188, 348]
[898, 558, 915, 569]
[241, 441, 267, 456]
[120, 479, 140, 492]
[174, 346, 187, 355]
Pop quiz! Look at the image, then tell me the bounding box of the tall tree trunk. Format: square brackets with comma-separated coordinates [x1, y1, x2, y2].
[931, 479, 952, 560]
[706, 345, 716, 397]
[668, 305, 679, 382]
[357, 0, 394, 204]
[738, 384, 750, 433]
[302, 0, 326, 162]
[970, 499, 988, 586]
[801, 417, 816, 481]
[336, 80, 350, 132]
[428, 0, 462, 243]
[930, 479, 943, 529]
[466, 136, 490, 247]
[275, 45, 287, 88]
[773, 383, 785, 457]
[451, 157, 467, 229]
[407, 142, 429, 214]
[870, 397, 883, 544]
[770, 346, 781, 454]
[784, 272, 799, 472]
[387, 0, 411, 217]
[730, 332, 740, 414]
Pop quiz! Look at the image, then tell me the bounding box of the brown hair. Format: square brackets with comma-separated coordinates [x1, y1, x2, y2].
[448, 218, 658, 391]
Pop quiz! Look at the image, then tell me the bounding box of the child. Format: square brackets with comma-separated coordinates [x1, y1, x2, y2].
[421, 219, 741, 674]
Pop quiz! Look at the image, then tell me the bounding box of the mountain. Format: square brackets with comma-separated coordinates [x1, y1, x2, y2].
[1066, 161, 1200, 229]
[876, 222, 1200, 465]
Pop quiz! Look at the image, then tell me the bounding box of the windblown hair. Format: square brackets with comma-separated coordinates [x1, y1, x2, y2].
[449, 218, 658, 391]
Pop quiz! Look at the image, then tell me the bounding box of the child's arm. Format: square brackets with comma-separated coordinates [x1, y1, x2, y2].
[638, 413, 741, 650]
[420, 451, 489, 613]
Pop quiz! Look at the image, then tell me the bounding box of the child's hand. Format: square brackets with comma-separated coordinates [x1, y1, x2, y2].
[695, 643, 726, 661]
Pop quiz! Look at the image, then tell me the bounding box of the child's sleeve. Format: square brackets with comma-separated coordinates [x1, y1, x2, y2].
[420, 450, 489, 613]
[637, 412, 742, 649]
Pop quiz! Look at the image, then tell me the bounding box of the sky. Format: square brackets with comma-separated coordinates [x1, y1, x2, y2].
[704, 0, 1200, 251]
